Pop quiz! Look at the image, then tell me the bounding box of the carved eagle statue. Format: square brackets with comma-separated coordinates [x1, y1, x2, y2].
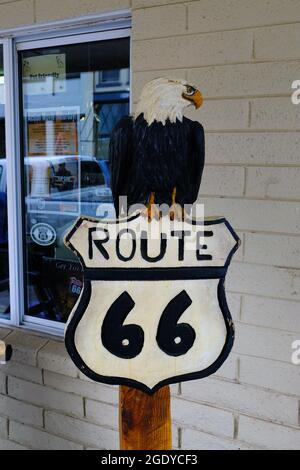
[109, 77, 205, 220]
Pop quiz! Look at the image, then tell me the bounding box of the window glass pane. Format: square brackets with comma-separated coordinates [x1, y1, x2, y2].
[20, 37, 130, 325]
[0, 45, 10, 319]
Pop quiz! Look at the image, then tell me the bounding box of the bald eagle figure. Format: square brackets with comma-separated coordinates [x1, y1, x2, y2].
[109, 78, 205, 220]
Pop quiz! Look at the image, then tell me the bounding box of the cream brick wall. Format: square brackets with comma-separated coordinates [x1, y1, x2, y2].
[0, 0, 299, 451]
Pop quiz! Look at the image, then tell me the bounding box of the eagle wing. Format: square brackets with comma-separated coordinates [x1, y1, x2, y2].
[188, 121, 205, 203]
[109, 115, 134, 216]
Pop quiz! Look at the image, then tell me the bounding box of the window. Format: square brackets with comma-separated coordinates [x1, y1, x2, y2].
[0, 17, 130, 333]
[98, 69, 121, 86]
[0, 45, 9, 319]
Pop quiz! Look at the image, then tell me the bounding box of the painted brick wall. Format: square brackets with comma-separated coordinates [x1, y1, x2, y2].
[0, 0, 299, 450]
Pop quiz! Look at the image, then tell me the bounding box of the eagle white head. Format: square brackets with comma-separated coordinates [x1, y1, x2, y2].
[134, 77, 203, 125]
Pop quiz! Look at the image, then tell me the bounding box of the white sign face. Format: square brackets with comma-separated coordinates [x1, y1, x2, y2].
[64, 212, 239, 394]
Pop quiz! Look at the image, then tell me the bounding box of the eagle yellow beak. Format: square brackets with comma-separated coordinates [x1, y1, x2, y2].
[192, 90, 203, 109]
[183, 89, 203, 109]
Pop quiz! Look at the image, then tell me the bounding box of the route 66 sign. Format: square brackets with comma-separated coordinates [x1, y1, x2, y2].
[64, 212, 239, 394]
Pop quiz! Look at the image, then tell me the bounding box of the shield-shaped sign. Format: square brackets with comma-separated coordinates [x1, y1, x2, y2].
[64, 212, 239, 394]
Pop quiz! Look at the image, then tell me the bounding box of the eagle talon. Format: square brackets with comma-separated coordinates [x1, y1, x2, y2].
[169, 204, 185, 221]
[141, 192, 161, 222]
[142, 204, 161, 222]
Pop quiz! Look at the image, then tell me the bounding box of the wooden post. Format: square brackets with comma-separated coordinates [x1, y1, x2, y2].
[119, 385, 172, 450]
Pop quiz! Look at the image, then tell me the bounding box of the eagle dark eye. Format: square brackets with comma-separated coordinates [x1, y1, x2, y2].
[185, 85, 196, 96]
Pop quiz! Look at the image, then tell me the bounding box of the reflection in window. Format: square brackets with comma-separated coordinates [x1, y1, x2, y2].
[20, 37, 130, 324]
[0, 46, 9, 319]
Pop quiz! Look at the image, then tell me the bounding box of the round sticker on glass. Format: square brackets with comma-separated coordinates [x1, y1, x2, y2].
[30, 223, 56, 246]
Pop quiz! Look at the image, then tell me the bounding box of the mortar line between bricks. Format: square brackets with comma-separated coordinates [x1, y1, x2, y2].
[43, 375, 119, 407]
[33, 0, 36, 23]
[233, 259, 300, 271]
[83, 400, 120, 412]
[172, 421, 235, 442]
[227, 290, 300, 306]
[4, 365, 43, 386]
[234, 378, 299, 400]
[132, 95, 293, 103]
[241, 234, 246, 263]
[196, 435, 266, 450]
[6, 366, 42, 386]
[133, 19, 300, 41]
[83, 397, 86, 418]
[184, 380, 300, 404]
[132, 57, 300, 76]
[132, 57, 300, 73]
[184, 3, 188, 31]
[219, 229, 300, 238]
[44, 408, 118, 432]
[43, 413, 119, 442]
[174, 399, 299, 430]
[178, 427, 182, 449]
[11, 418, 87, 449]
[6, 375, 87, 412]
[132, 0, 212, 11]
[36, 339, 50, 354]
[236, 357, 241, 383]
[0, 329, 13, 340]
[0, 0, 30, 6]
[72, 415, 119, 433]
[247, 101, 251, 128]
[128, 119, 300, 133]
[177, 380, 300, 404]
[252, 30, 255, 59]
[201, 163, 300, 169]
[179, 424, 265, 449]
[205, 129, 300, 134]
[0, 392, 47, 412]
[242, 168, 247, 198]
[173, 394, 240, 414]
[35, 339, 50, 368]
[206, 374, 238, 385]
[133, 93, 295, 104]
[235, 318, 300, 336]
[203, 129, 300, 134]
[239, 295, 244, 322]
[130, 0, 300, 27]
[6, 437, 35, 450]
[234, 415, 239, 439]
[234, 413, 300, 432]
[235, 350, 300, 369]
[196, 95, 292, 100]
[201, 192, 300, 202]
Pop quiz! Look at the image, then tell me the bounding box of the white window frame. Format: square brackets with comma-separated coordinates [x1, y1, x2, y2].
[1, 10, 131, 336]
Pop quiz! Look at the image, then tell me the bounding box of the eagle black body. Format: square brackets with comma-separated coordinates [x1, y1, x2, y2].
[109, 113, 205, 216]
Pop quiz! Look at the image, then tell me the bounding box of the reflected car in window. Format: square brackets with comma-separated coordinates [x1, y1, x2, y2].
[0, 156, 114, 252]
